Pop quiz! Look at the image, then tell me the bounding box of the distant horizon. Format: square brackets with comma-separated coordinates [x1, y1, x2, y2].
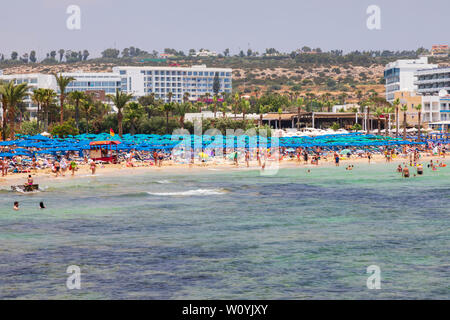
[1, 0, 448, 60]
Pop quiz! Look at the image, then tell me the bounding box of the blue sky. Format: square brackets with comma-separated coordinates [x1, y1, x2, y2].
[0, 0, 448, 58]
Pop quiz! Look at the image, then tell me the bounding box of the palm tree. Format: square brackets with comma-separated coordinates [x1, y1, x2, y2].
[415, 104, 422, 141]
[259, 105, 271, 127]
[160, 102, 175, 134]
[107, 89, 133, 137]
[124, 102, 145, 135]
[54, 74, 75, 124]
[241, 100, 250, 121]
[382, 106, 394, 137]
[233, 93, 240, 120]
[68, 91, 86, 130]
[32, 88, 46, 131]
[0, 81, 29, 139]
[400, 104, 408, 140]
[212, 95, 218, 118]
[392, 98, 400, 137]
[373, 108, 383, 135]
[296, 97, 305, 130]
[183, 92, 190, 103]
[167, 91, 173, 103]
[174, 102, 192, 129]
[220, 102, 229, 118]
[278, 107, 283, 129]
[41, 89, 57, 132]
[0, 81, 9, 140]
[80, 99, 94, 134]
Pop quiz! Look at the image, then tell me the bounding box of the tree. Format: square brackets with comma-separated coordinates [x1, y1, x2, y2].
[383, 106, 394, 136]
[213, 72, 220, 96]
[82, 50, 90, 61]
[331, 122, 340, 131]
[400, 104, 408, 140]
[223, 48, 230, 57]
[11, 52, 18, 60]
[58, 49, 65, 62]
[29, 51, 37, 63]
[159, 102, 175, 134]
[233, 93, 240, 120]
[0, 81, 29, 139]
[174, 102, 192, 129]
[124, 102, 145, 135]
[68, 91, 86, 130]
[50, 51, 57, 60]
[54, 74, 75, 124]
[373, 108, 383, 135]
[80, 98, 95, 134]
[51, 119, 79, 137]
[41, 89, 57, 132]
[259, 105, 271, 127]
[167, 91, 173, 103]
[415, 104, 422, 141]
[101, 48, 120, 59]
[107, 89, 133, 137]
[278, 107, 283, 129]
[32, 88, 47, 131]
[296, 97, 305, 130]
[241, 100, 250, 121]
[392, 98, 400, 137]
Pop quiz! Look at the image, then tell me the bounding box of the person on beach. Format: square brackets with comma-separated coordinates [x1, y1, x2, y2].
[69, 160, 77, 176]
[417, 164, 423, 175]
[1, 158, 7, 176]
[13, 201, 19, 211]
[402, 166, 410, 178]
[60, 158, 67, 177]
[90, 160, 97, 175]
[245, 150, 250, 167]
[303, 150, 308, 165]
[25, 175, 33, 186]
[53, 160, 60, 177]
[367, 152, 372, 164]
[334, 153, 340, 167]
[234, 151, 238, 166]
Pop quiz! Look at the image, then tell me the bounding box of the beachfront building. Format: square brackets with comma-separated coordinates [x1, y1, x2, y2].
[414, 67, 450, 96]
[61, 72, 122, 103]
[384, 57, 437, 103]
[394, 91, 424, 127]
[0, 73, 56, 118]
[112, 65, 232, 103]
[439, 95, 450, 122]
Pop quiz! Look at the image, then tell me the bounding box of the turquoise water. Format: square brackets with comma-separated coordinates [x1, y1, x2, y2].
[0, 162, 449, 299]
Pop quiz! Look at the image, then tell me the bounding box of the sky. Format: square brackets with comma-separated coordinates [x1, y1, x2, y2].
[0, 0, 448, 59]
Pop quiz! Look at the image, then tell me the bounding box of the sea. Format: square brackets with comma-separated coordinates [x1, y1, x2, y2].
[0, 162, 449, 299]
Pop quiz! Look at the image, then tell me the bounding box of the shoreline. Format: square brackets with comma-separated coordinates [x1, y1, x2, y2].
[1, 153, 447, 188]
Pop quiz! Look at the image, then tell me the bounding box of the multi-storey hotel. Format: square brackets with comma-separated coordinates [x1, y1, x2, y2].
[384, 57, 437, 103]
[414, 67, 450, 96]
[112, 65, 232, 102]
[0, 65, 232, 117]
[0, 73, 56, 118]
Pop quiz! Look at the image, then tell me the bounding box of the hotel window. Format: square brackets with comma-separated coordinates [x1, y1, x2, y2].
[193, 72, 197, 76]
[120, 70, 126, 75]
[172, 71, 176, 75]
[188, 72, 192, 76]
[220, 72, 224, 76]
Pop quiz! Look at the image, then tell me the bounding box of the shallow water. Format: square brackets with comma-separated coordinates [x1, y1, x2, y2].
[0, 162, 449, 299]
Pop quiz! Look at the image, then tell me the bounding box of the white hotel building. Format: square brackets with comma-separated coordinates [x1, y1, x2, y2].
[0, 72, 56, 118]
[112, 65, 232, 102]
[384, 57, 437, 103]
[0, 65, 232, 117]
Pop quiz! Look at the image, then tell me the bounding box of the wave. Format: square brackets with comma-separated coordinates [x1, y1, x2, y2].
[147, 188, 227, 196]
[155, 180, 171, 184]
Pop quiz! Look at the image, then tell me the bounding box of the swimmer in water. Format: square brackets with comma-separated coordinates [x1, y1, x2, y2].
[39, 202, 46, 209]
[13, 201, 19, 211]
[402, 166, 410, 178]
[417, 164, 423, 175]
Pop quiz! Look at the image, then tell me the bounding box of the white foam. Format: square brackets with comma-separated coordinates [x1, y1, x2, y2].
[147, 188, 226, 196]
[155, 180, 171, 184]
